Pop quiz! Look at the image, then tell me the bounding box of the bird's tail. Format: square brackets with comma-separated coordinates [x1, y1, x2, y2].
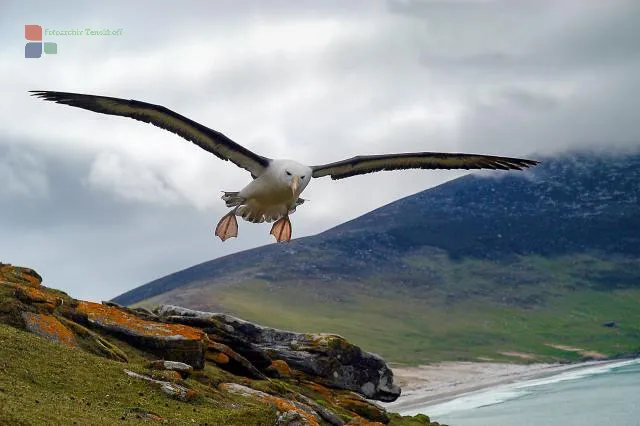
[221, 191, 306, 212]
[221, 192, 307, 223]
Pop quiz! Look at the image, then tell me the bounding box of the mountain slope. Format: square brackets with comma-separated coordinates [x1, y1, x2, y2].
[113, 151, 640, 364]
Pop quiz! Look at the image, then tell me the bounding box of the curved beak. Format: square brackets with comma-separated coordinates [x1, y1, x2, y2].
[290, 176, 300, 196]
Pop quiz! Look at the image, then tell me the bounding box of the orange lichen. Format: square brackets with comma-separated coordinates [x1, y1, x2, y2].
[211, 352, 230, 364]
[14, 286, 59, 311]
[184, 388, 199, 402]
[345, 416, 386, 426]
[207, 342, 239, 364]
[76, 301, 206, 341]
[262, 395, 320, 426]
[336, 394, 388, 424]
[21, 312, 77, 348]
[152, 370, 183, 382]
[303, 381, 334, 400]
[270, 359, 292, 377]
[0, 264, 42, 287]
[220, 383, 320, 425]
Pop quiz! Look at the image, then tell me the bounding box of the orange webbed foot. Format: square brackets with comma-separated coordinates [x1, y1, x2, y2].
[270, 216, 292, 243]
[215, 211, 239, 241]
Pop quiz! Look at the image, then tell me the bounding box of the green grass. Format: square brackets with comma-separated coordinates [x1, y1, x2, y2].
[135, 261, 640, 365]
[0, 323, 277, 425]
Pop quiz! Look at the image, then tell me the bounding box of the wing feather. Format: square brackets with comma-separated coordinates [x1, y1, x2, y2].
[311, 152, 539, 180]
[30, 90, 270, 178]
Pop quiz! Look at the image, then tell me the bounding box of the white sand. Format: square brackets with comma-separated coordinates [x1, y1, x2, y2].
[382, 360, 616, 412]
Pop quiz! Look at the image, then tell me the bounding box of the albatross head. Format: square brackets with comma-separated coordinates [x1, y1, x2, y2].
[271, 159, 312, 196]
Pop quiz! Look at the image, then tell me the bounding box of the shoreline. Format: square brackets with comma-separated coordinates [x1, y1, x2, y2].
[383, 359, 629, 413]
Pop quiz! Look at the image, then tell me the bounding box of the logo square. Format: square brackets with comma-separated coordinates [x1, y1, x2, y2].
[25, 24, 42, 41]
[25, 42, 42, 58]
[44, 42, 57, 54]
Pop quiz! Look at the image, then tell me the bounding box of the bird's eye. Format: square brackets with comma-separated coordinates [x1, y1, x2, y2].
[286, 171, 291, 176]
[301, 176, 305, 180]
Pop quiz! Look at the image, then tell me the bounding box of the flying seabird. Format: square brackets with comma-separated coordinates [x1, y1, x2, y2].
[30, 90, 540, 243]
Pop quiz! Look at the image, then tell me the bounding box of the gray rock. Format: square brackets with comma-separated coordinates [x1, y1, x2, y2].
[155, 305, 401, 402]
[148, 360, 194, 376]
[124, 369, 197, 402]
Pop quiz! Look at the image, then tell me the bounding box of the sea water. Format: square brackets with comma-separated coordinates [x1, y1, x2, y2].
[400, 358, 640, 426]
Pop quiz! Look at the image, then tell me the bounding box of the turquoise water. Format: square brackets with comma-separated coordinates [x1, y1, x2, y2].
[402, 359, 640, 426]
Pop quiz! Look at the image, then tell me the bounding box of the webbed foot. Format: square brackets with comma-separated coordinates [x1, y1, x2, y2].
[215, 211, 239, 241]
[270, 216, 292, 243]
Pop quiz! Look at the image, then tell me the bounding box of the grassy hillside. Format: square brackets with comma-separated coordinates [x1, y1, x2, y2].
[0, 324, 276, 425]
[134, 254, 640, 365]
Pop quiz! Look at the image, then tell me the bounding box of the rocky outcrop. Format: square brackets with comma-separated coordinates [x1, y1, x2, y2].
[155, 304, 401, 402]
[66, 300, 208, 368]
[0, 263, 443, 426]
[0, 263, 42, 287]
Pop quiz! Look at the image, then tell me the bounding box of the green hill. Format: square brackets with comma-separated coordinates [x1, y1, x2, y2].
[114, 151, 640, 365]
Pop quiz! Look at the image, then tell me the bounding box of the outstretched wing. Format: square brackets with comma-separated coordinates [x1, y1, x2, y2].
[30, 90, 271, 178]
[311, 152, 539, 180]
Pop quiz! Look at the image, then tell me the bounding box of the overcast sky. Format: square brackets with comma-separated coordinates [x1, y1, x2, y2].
[1, 0, 639, 301]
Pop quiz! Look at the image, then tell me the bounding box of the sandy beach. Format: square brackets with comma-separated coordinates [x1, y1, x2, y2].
[382, 360, 618, 413]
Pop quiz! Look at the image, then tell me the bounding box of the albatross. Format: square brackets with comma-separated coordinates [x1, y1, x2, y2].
[30, 90, 540, 243]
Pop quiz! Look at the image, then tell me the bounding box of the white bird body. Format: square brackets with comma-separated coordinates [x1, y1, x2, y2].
[232, 159, 312, 224]
[30, 90, 540, 243]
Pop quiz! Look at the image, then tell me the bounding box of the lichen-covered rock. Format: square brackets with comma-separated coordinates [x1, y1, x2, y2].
[268, 359, 293, 377]
[151, 369, 183, 382]
[57, 315, 128, 362]
[295, 393, 345, 426]
[15, 286, 62, 312]
[335, 392, 389, 424]
[124, 369, 198, 402]
[345, 417, 387, 426]
[147, 360, 194, 377]
[207, 341, 266, 379]
[220, 383, 321, 426]
[21, 312, 77, 348]
[211, 351, 230, 364]
[70, 301, 208, 368]
[156, 305, 400, 402]
[277, 410, 311, 426]
[154, 305, 274, 371]
[0, 264, 42, 287]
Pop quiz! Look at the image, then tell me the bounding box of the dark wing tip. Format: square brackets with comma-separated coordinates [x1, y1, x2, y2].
[29, 90, 77, 105]
[30, 90, 58, 98]
[519, 158, 541, 166]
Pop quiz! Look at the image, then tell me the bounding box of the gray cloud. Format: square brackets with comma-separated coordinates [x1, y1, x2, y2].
[1, 0, 639, 301]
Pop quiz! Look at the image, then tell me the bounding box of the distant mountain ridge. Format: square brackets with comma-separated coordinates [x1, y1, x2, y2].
[113, 150, 640, 306]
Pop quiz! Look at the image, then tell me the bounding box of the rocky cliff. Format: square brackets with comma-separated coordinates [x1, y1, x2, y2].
[0, 262, 441, 425]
